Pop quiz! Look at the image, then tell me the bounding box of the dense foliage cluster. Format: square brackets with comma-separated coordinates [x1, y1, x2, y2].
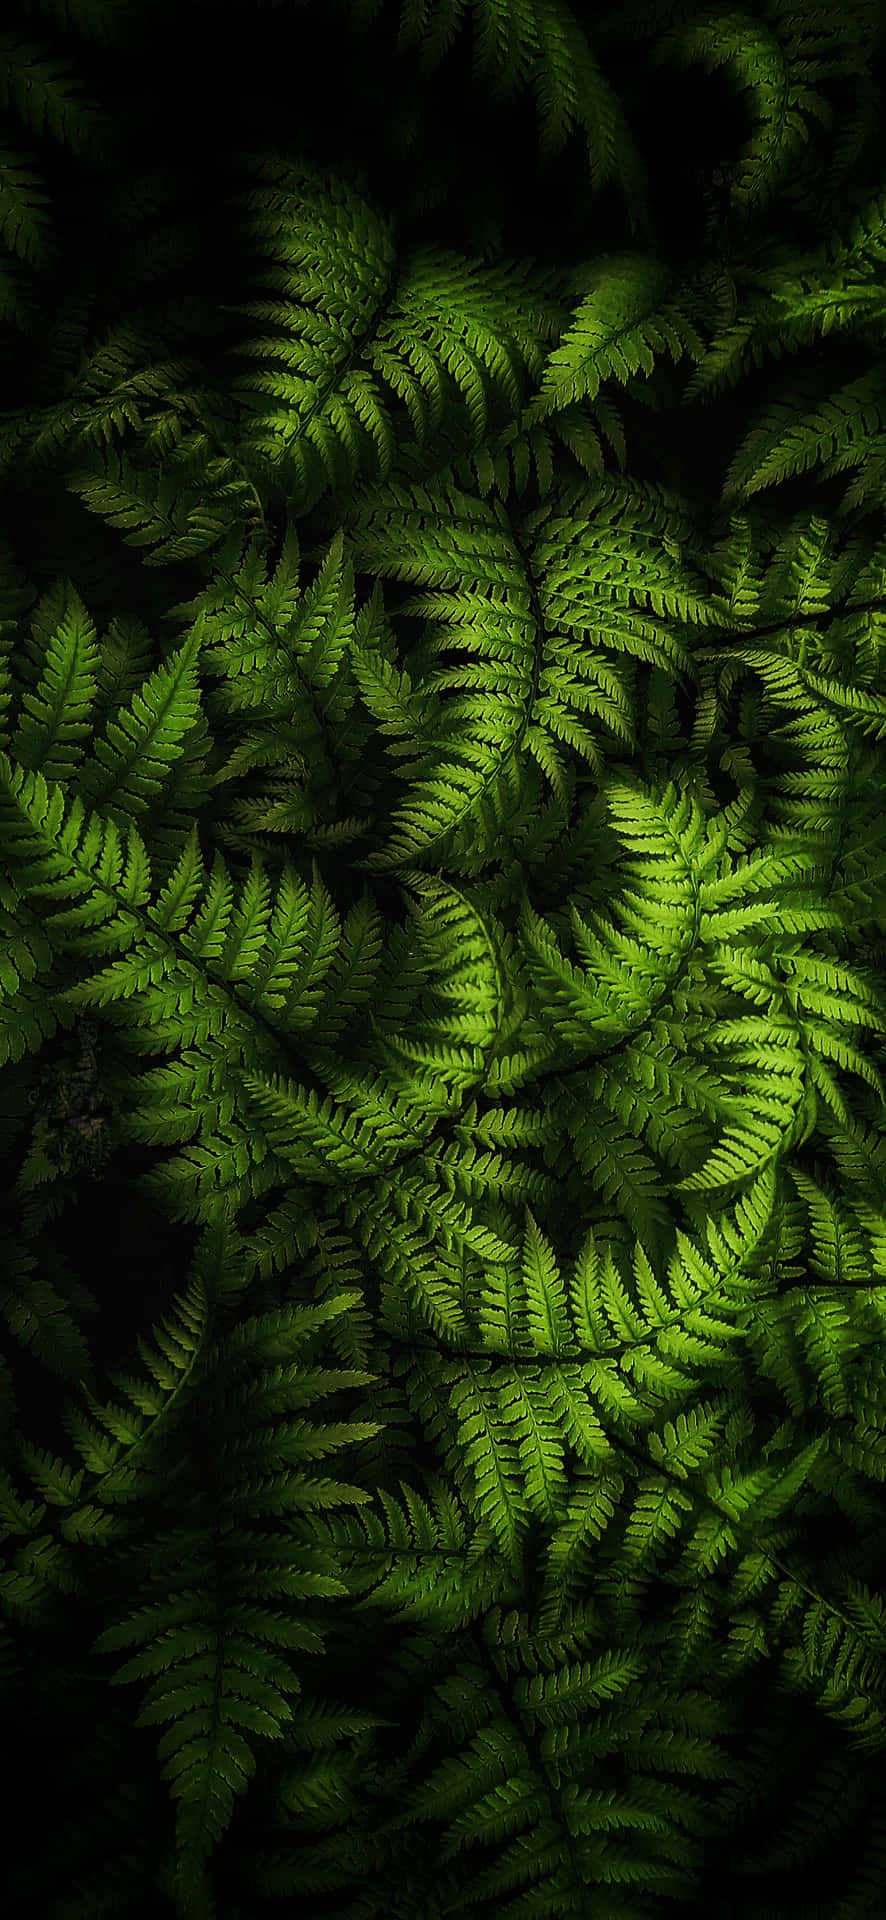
[3, 0, 886, 1914]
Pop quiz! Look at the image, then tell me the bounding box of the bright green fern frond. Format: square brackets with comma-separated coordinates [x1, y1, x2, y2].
[444, 1369, 534, 1566]
[310, 885, 386, 1047]
[676, 1015, 807, 1193]
[515, 898, 632, 1053]
[349, 605, 438, 758]
[302, 1470, 506, 1628]
[565, 1095, 673, 1249]
[9, 584, 100, 783]
[788, 1166, 873, 1291]
[223, 153, 564, 512]
[782, 949, 886, 1034]
[0, 754, 152, 951]
[74, 627, 204, 820]
[240, 1067, 426, 1185]
[452, 395, 628, 506]
[528, 254, 704, 418]
[529, 477, 724, 712]
[538, 1467, 627, 1630]
[598, 774, 710, 948]
[345, 478, 538, 869]
[520, 1209, 572, 1359]
[230, 854, 341, 1030]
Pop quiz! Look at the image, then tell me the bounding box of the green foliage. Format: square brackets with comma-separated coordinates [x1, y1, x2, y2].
[2, 0, 886, 1915]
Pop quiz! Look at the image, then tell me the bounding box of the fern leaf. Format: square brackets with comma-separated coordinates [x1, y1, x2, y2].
[652, 9, 831, 215]
[77, 627, 203, 818]
[9, 585, 100, 784]
[0, 145, 51, 268]
[722, 368, 886, 504]
[530, 255, 704, 416]
[0, 31, 106, 155]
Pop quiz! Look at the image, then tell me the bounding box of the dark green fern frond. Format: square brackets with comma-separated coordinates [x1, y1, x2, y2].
[0, 760, 373, 1223]
[780, 1576, 886, 1754]
[0, 1228, 95, 1386]
[684, 193, 886, 406]
[313, 0, 650, 221]
[89, 1283, 382, 1915]
[14, 0, 140, 44]
[0, 1217, 241, 1648]
[721, 367, 886, 508]
[1, 4, 886, 1912]
[650, 7, 832, 221]
[0, 144, 52, 272]
[19, 1268, 212, 1524]
[0, 537, 38, 750]
[373, 1611, 730, 1914]
[0, 29, 108, 155]
[0, 317, 258, 523]
[167, 520, 397, 862]
[65, 444, 256, 567]
[0, 246, 32, 330]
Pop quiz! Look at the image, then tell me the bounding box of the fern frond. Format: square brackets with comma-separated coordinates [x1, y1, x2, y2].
[303, 1471, 508, 1626]
[345, 477, 538, 869]
[222, 153, 565, 513]
[65, 446, 249, 565]
[0, 144, 52, 269]
[9, 584, 100, 785]
[722, 367, 886, 505]
[780, 1578, 886, 1753]
[90, 1282, 380, 1911]
[0, 30, 107, 155]
[652, 8, 831, 216]
[76, 626, 203, 819]
[1, 1236, 94, 1389]
[528, 254, 705, 418]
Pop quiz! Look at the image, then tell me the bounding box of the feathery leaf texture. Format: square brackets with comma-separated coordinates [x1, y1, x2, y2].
[3, 0, 886, 1914]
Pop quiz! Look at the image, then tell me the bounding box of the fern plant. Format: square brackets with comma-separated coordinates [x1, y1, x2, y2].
[2, 0, 886, 1916]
